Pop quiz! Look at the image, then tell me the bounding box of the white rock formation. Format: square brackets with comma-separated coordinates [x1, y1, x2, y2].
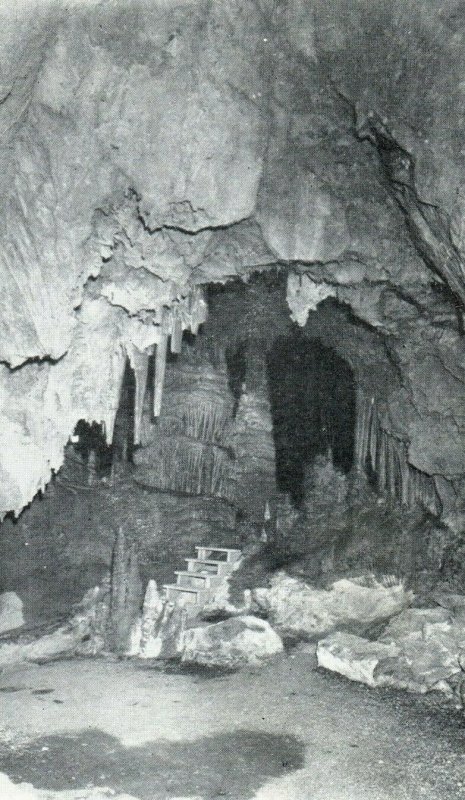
[316, 632, 401, 688]
[318, 606, 465, 696]
[181, 615, 283, 669]
[255, 573, 412, 641]
[1, 0, 465, 524]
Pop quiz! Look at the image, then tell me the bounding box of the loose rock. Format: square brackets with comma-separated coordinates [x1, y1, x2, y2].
[181, 615, 283, 669]
[316, 632, 401, 687]
[256, 572, 412, 641]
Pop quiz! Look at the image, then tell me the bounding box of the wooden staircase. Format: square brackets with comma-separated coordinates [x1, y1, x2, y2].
[163, 546, 242, 611]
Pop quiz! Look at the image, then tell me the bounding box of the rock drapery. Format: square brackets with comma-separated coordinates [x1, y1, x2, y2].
[2, 0, 465, 519]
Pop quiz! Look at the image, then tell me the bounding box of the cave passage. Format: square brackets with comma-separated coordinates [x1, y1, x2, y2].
[267, 334, 356, 505]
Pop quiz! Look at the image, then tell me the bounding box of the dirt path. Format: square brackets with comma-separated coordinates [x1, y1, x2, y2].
[1, 650, 465, 799]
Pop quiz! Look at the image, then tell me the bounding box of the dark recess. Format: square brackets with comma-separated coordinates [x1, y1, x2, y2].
[267, 334, 356, 504]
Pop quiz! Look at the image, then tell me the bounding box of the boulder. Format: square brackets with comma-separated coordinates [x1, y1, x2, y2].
[316, 632, 401, 687]
[318, 606, 465, 696]
[181, 615, 283, 669]
[0, 592, 24, 634]
[0, 586, 107, 668]
[256, 572, 412, 641]
[376, 606, 465, 692]
[379, 607, 454, 642]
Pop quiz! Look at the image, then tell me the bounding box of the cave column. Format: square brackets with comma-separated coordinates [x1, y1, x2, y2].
[227, 338, 277, 535]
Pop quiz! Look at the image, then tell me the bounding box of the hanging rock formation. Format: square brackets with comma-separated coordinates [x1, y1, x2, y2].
[2, 0, 465, 526]
[134, 341, 236, 502]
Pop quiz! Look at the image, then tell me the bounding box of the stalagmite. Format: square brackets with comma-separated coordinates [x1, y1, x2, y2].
[109, 527, 127, 653]
[108, 528, 142, 654]
[153, 334, 168, 417]
[140, 579, 164, 656]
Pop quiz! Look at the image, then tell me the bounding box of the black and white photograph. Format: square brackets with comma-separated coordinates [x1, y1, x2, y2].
[1, 1, 465, 798]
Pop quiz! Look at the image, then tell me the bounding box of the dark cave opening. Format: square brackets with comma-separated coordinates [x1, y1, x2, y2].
[72, 419, 113, 478]
[267, 334, 356, 505]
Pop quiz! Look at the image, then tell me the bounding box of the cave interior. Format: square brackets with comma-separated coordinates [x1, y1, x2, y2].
[3, 1, 465, 797]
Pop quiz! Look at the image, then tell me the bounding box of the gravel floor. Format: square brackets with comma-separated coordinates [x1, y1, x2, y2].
[0, 649, 465, 799]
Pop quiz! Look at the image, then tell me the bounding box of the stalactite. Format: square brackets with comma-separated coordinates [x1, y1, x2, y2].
[128, 347, 149, 446]
[153, 334, 168, 417]
[385, 434, 395, 499]
[377, 429, 387, 493]
[368, 400, 378, 473]
[354, 389, 375, 473]
[354, 387, 366, 471]
[362, 404, 441, 515]
[189, 287, 208, 335]
[398, 441, 410, 507]
[170, 311, 183, 354]
[142, 436, 234, 500]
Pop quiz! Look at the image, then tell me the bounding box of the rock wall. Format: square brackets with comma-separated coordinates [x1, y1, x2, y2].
[2, 0, 465, 522]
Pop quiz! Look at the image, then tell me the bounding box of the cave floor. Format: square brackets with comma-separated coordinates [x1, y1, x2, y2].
[0, 650, 465, 799]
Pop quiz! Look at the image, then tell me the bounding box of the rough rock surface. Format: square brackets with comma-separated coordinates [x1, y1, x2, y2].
[3, 0, 465, 523]
[181, 615, 283, 669]
[318, 605, 465, 697]
[316, 632, 401, 688]
[377, 607, 465, 693]
[0, 586, 107, 669]
[254, 572, 412, 641]
[0, 592, 24, 634]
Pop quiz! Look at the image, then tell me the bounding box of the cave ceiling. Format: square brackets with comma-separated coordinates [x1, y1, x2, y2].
[2, 0, 465, 517]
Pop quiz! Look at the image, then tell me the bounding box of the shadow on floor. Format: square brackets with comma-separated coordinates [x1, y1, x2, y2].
[0, 727, 305, 799]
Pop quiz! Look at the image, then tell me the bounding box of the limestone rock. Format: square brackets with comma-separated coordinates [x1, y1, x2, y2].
[140, 580, 164, 653]
[318, 606, 465, 695]
[258, 572, 412, 641]
[0, 585, 108, 668]
[141, 601, 187, 661]
[379, 607, 454, 643]
[181, 615, 283, 669]
[377, 606, 465, 692]
[0, 591, 24, 634]
[316, 632, 401, 687]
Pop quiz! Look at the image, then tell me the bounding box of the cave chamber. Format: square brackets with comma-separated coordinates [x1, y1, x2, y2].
[3, 2, 465, 795]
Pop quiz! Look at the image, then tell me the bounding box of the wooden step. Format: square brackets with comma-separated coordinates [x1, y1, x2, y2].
[174, 570, 224, 590]
[185, 558, 234, 576]
[163, 584, 210, 605]
[195, 546, 242, 563]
